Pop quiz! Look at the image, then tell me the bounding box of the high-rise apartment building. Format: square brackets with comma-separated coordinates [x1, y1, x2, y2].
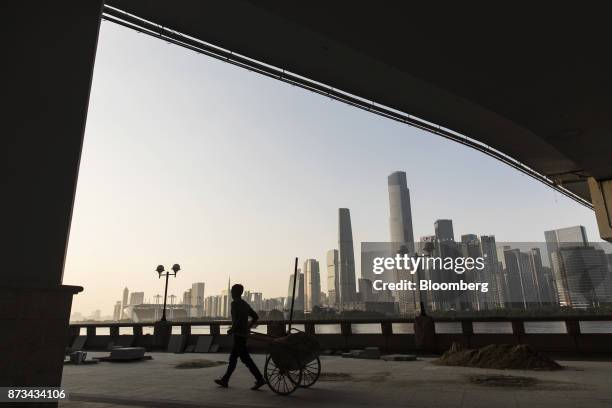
[191, 282, 205, 318]
[551, 246, 612, 308]
[326, 249, 339, 307]
[545, 226, 589, 305]
[113, 301, 122, 321]
[286, 270, 304, 311]
[122, 287, 129, 319]
[434, 219, 455, 242]
[303, 259, 321, 312]
[479, 235, 504, 308]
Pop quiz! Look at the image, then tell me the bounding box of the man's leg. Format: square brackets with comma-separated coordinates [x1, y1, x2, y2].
[236, 337, 264, 381]
[220, 338, 240, 383]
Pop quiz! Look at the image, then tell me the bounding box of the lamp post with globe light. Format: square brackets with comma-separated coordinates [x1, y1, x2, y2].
[156, 264, 180, 322]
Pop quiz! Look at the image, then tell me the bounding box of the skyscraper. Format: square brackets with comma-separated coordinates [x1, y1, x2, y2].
[433, 219, 461, 310]
[113, 301, 122, 321]
[503, 249, 538, 309]
[461, 234, 483, 310]
[479, 235, 504, 308]
[545, 226, 589, 305]
[121, 287, 129, 319]
[326, 249, 339, 307]
[551, 246, 612, 308]
[191, 282, 205, 318]
[545, 226, 589, 252]
[286, 269, 304, 311]
[434, 219, 455, 242]
[303, 259, 321, 312]
[338, 208, 357, 305]
[388, 171, 415, 253]
[527, 247, 554, 305]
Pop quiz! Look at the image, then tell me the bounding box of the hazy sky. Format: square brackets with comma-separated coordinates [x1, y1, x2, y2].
[64, 22, 599, 317]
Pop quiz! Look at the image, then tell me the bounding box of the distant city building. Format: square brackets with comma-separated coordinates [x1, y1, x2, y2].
[243, 291, 263, 311]
[113, 301, 122, 321]
[461, 234, 483, 310]
[545, 226, 589, 254]
[358, 278, 374, 302]
[338, 208, 357, 305]
[191, 282, 205, 318]
[479, 235, 504, 308]
[204, 295, 223, 317]
[303, 259, 321, 312]
[122, 287, 129, 319]
[503, 249, 538, 309]
[388, 171, 415, 253]
[361, 242, 395, 302]
[432, 219, 462, 311]
[545, 226, 589, 306]
[326, 249, 339, 307]
[286, 270, 304, 311]
[528, 247, 556, 305]
[129, 291, 144, 306]
[434, 219, 455, 242]
[262, 297, 285, 312]
[551, 246, 612, 308]
[183, 288, 192, 316]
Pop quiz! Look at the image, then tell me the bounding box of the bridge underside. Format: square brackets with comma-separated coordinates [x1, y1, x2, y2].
[106, 1, 612, 216]
[5, 1, 612, 399]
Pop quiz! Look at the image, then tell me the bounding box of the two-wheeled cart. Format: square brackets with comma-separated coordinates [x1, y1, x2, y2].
[250, 257, 321, 395]
[250, 329, 321, 395]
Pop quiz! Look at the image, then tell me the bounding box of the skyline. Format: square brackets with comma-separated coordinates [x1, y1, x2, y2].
[64, 21, 599, 317]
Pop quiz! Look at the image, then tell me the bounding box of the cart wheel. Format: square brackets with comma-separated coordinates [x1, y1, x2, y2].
[300, 356, 321, 388]
[264, 354, 302, 395]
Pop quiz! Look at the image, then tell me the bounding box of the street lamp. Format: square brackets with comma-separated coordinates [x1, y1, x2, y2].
[156, 264, 180, 322]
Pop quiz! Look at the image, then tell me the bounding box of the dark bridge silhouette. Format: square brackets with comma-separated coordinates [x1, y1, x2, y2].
[5, 1, 612, 401]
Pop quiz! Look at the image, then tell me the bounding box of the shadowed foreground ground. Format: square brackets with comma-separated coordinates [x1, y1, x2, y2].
[60, 352, 612, 408]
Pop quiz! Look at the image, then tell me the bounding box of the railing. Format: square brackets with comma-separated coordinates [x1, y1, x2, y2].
[68, 316, 612, 354]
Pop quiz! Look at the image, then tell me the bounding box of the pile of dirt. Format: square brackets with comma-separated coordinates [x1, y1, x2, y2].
[175, 359, 227, 369]
[434, 342, 563, 371]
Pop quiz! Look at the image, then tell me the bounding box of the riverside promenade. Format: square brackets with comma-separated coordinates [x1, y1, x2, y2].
[60, 352, 612, 408]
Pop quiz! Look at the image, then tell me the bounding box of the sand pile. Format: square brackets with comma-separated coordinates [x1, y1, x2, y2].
[434, 342, 563, 371]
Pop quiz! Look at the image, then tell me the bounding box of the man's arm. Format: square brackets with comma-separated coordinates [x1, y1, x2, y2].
[227, 302, 236, 334]
[248, 304, 259, 328]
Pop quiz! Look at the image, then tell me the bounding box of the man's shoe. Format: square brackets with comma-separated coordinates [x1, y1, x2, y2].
[251, 378, 266, 390]
[214, 378, 228, 388]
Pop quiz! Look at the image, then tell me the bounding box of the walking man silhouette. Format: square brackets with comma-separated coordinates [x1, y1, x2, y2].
[215, 284, 266, 390]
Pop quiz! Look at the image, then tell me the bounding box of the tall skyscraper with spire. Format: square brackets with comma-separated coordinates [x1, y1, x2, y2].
[338, 208, 357, 306]
[388, 171, 415, 253]
[388, 172, 418, 315]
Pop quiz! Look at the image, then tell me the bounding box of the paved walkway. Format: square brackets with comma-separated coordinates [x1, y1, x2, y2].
[60, 352, 612, 408]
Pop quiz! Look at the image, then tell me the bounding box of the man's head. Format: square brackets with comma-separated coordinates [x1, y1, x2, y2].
[231, 284, 244, 300]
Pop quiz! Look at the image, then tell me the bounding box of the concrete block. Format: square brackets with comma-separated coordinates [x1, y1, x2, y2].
[109, 347, 146, 360]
